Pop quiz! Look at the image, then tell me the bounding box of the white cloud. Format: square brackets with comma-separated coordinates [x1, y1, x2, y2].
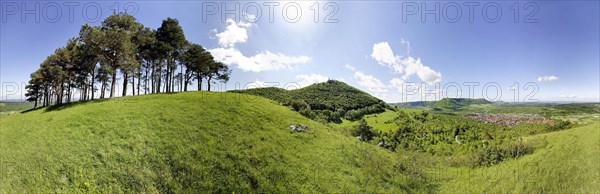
[371, 42, 399, 68]
[346, 65, 388, 92]
[344, 64, 356, 71]
[401, 56, 442, 84]
[541, 95, 600, 102]
[389, 78, 405, 92]
[209, 18, 310, 72]
[214, 18, 251, 47]
[537, 75, 558, 82]
[370, 41, 442, 85]
[295, 74, 328, 87]
[209, 48, 310, 72]
[246, 79, 267, 89]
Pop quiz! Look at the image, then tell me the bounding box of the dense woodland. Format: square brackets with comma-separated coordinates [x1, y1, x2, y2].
[230, 80, 391, 122]
[25, 13, 230, 108]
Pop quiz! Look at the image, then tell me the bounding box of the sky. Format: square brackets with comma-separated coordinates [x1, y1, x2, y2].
[1, 1, 599, 103]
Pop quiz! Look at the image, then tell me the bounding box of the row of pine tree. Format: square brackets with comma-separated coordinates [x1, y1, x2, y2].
[25, 13, 230, 108]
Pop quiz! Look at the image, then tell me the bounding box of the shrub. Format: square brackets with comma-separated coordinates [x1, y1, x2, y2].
[343, 102, 387, 121]
[545, 119, 572, 132]
[288, 100, 309, 111]
[351, 119, 378, 141]
[475, 140, 533, 166]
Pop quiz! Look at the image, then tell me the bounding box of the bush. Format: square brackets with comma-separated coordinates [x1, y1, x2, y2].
[545, 119, 572, 132]
[298, 107, 316, 119]
[351, 119, 378, 141]
[288, 100, 309, 111]
[344, 102, 387, 121]
[475, 140, 533, 166]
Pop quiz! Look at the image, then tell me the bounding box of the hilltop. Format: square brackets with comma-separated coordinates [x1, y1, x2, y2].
[230, 80, 390, 121]
[230, 80, 384, 110]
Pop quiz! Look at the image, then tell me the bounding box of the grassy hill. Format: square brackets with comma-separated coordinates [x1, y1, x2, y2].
[1, 91, 598, 192]
[436, 121, 600, 192]
[0, 92, 428, 193]
[433, 98, 491, 110]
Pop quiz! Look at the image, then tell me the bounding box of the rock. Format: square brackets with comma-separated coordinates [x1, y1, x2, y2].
[378, 141, 394, 151]
[289, 124, 309, 132]
[356, 136, 365, 141]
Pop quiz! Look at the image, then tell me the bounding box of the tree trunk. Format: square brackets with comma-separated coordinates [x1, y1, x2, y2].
[207, 77, 212, 91]
[59, 81, 64, 104]
[122, 71, 128, 97]
[157, 61, 162, 94]
[165, 58, 170, 93]
[67, 85, 71, 103]
[184, 75, 188, 91]
[101, 82, 106, 99]
[144, 63, 150, 95]
[180, 63, 183, 92]
[131, 73, 135, 96]
[151, 60, 156, 94]
[137, 64, 142, 95]
[44, 86, 48, 106]
[110, 70, 117, 98]
[91, 71, 95, 100]
[197, 72, 202, 91]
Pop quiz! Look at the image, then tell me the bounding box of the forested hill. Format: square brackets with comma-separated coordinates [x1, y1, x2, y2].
[229, 80, 389, 121]
[392, 98, 491, 110]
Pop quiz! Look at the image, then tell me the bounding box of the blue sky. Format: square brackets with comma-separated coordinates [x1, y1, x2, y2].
[1, 1, 598, 103]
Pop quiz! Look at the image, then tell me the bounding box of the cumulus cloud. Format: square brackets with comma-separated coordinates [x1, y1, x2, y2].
[537, 75, 558, 82]
[371, 41, 442, 84]
[213, 18, 251, 47]
[246, 79, 267, 89]
[371, 42, 399, 67]
[295, 74, 328, 87]
[209, 19, 310, 72]
[389, 78, 405, 92]
[345, 65, 388, 92]
[210, 48, 310, 72]
[402, 56, 442, 84]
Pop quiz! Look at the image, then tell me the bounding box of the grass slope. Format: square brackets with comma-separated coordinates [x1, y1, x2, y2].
[435, 121, 600, 192]
[0, 92, 426, 193]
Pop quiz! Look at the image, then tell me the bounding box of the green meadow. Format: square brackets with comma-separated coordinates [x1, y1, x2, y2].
[1, 89, 598, 192]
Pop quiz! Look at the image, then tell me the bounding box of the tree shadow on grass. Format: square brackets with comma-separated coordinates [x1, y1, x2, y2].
[20, 98, 114, 113]
[22, 92, 184, 113]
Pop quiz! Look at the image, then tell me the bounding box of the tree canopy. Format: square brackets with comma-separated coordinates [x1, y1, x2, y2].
[25, 13, 231, 108]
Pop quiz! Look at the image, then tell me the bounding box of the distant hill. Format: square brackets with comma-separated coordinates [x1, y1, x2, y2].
[230, 80, 389, 121]
[391, 98, 491, 111]
[0, 101, 34, 116]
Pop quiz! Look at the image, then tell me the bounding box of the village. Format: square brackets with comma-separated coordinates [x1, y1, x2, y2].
[464, 113, 555, 127]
